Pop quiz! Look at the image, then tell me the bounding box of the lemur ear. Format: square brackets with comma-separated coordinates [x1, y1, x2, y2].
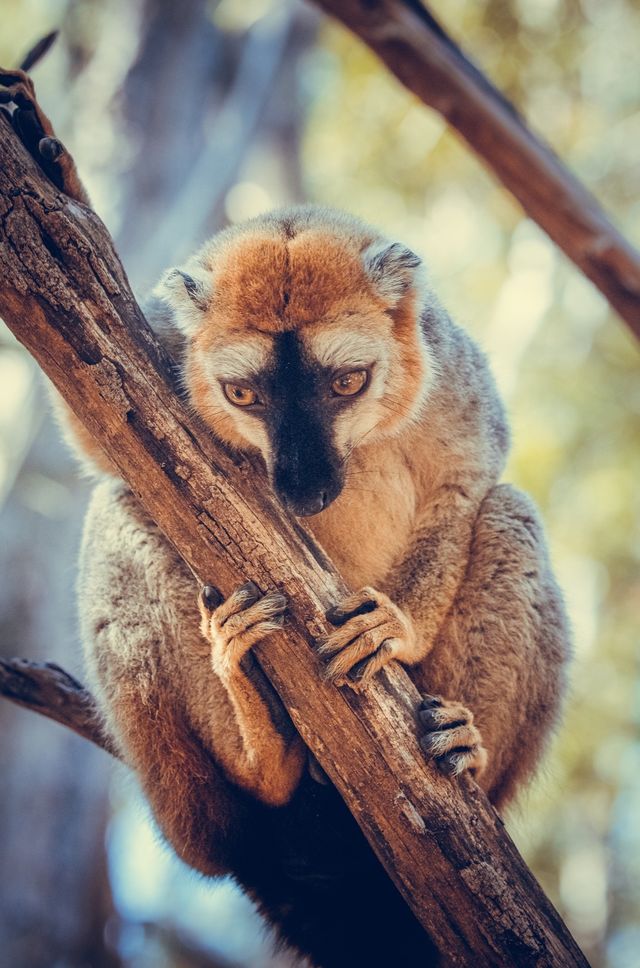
[362, 241, 423, 306]
[153, 266, 211, 335]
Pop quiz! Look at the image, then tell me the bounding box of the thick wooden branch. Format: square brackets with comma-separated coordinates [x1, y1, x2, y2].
[0, 113, 588, 966]
[310, 0, 640, 340]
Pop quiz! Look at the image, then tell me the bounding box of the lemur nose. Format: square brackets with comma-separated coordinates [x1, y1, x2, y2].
[286, 492, 326, 517]
[272, 457, 343, 517]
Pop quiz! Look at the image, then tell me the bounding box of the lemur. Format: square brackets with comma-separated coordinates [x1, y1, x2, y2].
[2, 61, 571, 968]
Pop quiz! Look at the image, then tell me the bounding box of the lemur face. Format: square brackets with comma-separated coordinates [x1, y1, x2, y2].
[156, 209, 432, 517]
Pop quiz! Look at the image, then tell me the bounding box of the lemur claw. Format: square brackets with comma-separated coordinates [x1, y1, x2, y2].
[417, 695, 488, 778]
[39, 136, 64, 161]
[201, 584, 224, 611]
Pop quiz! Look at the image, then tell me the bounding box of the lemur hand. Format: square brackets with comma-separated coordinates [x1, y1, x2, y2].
[198, 581, 287, 680]
[318, 586, 417, 684]
[417, 695, 488, 778]
[1, 34, 89, 204]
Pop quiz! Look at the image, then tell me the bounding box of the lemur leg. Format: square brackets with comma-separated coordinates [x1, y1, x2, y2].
[0, 67, 90, 203]
[79, 481, 303, 877]
[414, 483, 570, 807]
[196, 582, 306, 806]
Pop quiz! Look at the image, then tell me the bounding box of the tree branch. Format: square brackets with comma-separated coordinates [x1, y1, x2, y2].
[0, 657, 116, 756]
[309, 0, 640, 340]
[0, 110, 587, 965]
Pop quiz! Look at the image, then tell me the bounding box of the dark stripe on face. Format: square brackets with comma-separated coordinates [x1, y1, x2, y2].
[264, 331, 344, 517]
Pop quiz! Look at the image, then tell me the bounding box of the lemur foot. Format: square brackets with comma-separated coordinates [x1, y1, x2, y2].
[199, 581, 287, 679]
[417, 695, 488, 778]
[319, 586, 415, 685]
[0, 65, 88, 202]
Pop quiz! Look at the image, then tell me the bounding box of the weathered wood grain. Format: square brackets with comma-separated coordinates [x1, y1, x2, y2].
[0, 111, 588, 966]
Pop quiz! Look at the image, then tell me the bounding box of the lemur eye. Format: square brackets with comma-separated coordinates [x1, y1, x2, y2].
[331, 369, 368, 398]
[223, 383, 260, 407]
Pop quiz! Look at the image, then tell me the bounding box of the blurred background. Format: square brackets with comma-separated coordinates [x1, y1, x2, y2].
[0, 0, 638, 965]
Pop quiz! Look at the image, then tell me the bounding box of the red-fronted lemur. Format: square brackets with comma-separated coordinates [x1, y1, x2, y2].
[2, 64, 571, 968]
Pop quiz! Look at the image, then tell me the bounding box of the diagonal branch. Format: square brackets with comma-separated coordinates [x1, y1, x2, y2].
[0, 108, 587, 965]
[309, 0, 640, 340]
[0, 657, 116, 756]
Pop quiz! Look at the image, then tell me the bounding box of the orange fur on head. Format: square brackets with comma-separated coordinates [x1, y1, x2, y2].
[203, 228, 388, 334]
[156, 209, 433, 460]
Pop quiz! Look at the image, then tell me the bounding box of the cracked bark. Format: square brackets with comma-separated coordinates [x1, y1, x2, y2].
[0, 110, 589, 966]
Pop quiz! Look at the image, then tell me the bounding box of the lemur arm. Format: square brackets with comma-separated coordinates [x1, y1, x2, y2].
[319, 482, 569, 798]
[318, 476, 485, 682]
[194, 581, 307, 805]
[415, 483, 570, 805]
[383, 482, 480, 662]
[81, 482, 305, 832]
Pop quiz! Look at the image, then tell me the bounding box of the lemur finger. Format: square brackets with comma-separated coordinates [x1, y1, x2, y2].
[13, 105, 46, 150]
[214, 581, 262, 625]
[420, 723, 480, 758]
[231, 615, 285, 657]
[198, 581, 260, 637]
[316, 610, 388, 656]
[222, 590, 287, 638]
[0, 86, 35, 111]
[349, 638, 399, 683]
[418, 695, 488, 779]
[418, 702, 472, 731]
[325, 586, 379, 625]
[39, 136, 64, 162]
[0, 68, 35, 92]
[323, 625, 391, 682]
[436, 745, 488, 778]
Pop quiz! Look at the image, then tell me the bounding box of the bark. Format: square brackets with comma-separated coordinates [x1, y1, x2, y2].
[309, 0, 640, 340]
[0, 109, 589, 967]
